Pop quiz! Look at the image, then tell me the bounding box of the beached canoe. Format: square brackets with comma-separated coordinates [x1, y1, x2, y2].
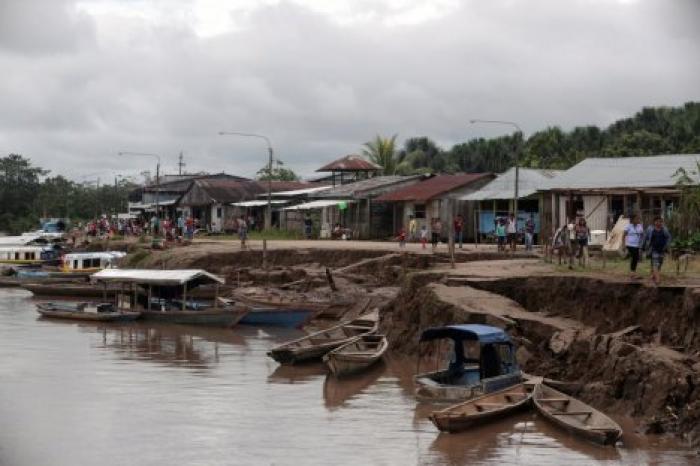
[429, 383, 533, 433]
[36, 302, 141, 322]
[533, 383, 622, 446]
[323, 334, 388, 377]
[267, 310, 379, 364]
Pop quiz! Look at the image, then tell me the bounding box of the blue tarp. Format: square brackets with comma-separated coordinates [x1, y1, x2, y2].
[478, 211, 540, 234]
[419, 324, 511, 345]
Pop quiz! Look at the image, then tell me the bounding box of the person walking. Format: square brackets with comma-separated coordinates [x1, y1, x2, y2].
[408, 215, 417, 242]
[431, 218, 442, 252]
[237, 215, 248, 249]
[396, 228, 407, 249]
[575, 218, 590, 267]
[454, 214, 464, 249]
[420, 224, 428, 249]
[644, 216, 671, 286]
[506, 213, 517, 252]
[524, 214, 535, 251]
[303, 215, 313, 239]
[623, 214, 644, 279]
[496, 218, 507, 252]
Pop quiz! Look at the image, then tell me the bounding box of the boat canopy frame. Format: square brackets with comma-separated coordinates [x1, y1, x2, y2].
[419, 324, 512, 345]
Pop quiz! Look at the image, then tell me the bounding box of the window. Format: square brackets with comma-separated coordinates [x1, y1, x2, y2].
[73, 260, 79, 269]
[414, 204, 426, 219]
[216, 207, 223, 219]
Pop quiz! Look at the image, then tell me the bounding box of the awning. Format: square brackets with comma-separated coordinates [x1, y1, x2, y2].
[419, 324, 511, 344]
[231, 200, 288, 207]
[282, 199, 356, 211]
[91, 269, 225, 286]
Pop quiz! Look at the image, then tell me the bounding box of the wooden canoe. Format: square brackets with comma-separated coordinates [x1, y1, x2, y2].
[36, 302, 142, 322]
[267, 309, 379, 364]
[429, 383, 533, 433]
[323, 334, 388, 377]
[533, 383, 622, 446]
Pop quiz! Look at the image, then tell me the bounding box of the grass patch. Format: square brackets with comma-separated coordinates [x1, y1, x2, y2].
[552, 252, 700, 280]
[125, 248, 151, 267]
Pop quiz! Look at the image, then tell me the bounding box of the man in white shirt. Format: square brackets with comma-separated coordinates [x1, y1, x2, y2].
[622, 214, 644, 278]
[506, 213, 517, 251]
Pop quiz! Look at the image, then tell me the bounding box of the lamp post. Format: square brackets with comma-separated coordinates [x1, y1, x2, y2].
[118, 151, 161, 228]
[468, 119, 523, 217]
[218, 132, 274, 230]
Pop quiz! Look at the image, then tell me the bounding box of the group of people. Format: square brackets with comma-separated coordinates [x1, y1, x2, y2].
[624, 215, 672, 285]
[397, 214, 467, 252]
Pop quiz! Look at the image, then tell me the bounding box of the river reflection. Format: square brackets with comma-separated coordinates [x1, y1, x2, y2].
[0, 289, 697, 466]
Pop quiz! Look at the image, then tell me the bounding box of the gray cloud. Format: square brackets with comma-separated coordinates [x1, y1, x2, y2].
[0, 0, 698, 180]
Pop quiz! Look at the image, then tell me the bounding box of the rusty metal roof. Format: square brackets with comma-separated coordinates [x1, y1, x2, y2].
[375, 173, 493, 202]
[181, 179, 314, 205]
[316, 155, 382, 172]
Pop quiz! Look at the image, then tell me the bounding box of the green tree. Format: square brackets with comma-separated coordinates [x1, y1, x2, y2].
[362, 134, 398, 175]
[0, 154, 48, 233]
[256, 160, 299, 181]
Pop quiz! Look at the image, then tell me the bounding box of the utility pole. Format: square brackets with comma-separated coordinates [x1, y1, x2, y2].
[178, 151, 186, 175]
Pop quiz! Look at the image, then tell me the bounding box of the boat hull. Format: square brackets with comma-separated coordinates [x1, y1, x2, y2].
[324, 335, 388, 377]
[267, 310, 379, 365]
[36, 303, 141, 322]
[533, 383, 622, 446]
[239, 308, 316, 328]
[415, 371, 522, 402]
[429, 383, 532, 433]
[22, 282, 114, 298]
[140, 308, 248, 327]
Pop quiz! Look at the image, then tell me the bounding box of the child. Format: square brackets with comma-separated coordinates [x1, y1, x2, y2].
[396, 228, 406, 248]
[420, 225, 428, 249]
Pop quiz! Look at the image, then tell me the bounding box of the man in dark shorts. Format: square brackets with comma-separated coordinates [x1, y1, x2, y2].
[644, 216, 671, 286]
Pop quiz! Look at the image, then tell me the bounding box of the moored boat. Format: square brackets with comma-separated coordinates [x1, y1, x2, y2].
[267, 309, 379, 364]
[415, 324, 522, 402]
[22, 282, 114, 297]
[429, 383, 533, 433]
[90, 269, 248, 328]
[323, 334, 388, 377]
[36, 302, 141, 322]
[533, 383, 622, 446]
[239, 307, 317, 328]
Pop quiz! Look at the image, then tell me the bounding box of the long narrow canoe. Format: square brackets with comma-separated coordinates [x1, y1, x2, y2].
[323, 334, 388, 377]
[267, 309, 379, 364]
[533, 383, 622, 446]
[36, 302, 141, 322]
[429, 383, 533, 433]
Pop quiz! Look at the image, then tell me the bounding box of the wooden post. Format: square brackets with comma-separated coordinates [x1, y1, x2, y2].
[147, 284, 152, 311]
[214, 284, 219, 308]
[182, 283, 187, 311]
[262, 239, 267, 270]
[448, 198, 455, 269]
[102, 282, 107, 301]
[325, 268, 338, 291]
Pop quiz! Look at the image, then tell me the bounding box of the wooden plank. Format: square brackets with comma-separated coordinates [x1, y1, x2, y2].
[552, 411, 592, 416]
[539, 398, 570, 403]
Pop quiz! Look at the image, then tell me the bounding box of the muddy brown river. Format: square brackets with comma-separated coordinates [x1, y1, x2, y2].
[0, 288, 696, 465]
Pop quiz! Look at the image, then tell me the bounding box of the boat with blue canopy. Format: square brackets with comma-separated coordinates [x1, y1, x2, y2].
[415, 324, 522, 402]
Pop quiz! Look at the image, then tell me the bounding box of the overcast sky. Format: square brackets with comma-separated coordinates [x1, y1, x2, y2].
[1, 0, 698, 181]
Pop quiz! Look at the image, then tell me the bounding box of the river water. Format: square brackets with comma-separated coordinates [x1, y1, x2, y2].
[0, 288, 695, 466]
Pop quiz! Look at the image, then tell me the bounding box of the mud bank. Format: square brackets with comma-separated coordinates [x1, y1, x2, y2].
[383, 270, 700, 446]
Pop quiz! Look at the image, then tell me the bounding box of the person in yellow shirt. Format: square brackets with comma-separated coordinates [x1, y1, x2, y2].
[408, 215, 417, 242]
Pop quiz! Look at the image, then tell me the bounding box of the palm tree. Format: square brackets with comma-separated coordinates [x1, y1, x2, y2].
[362, 134, 398, 175]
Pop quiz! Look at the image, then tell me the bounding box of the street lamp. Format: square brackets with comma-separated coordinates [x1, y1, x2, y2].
[468, 119, 523, 217]
[117, 151, 161, 224]
[218, 132, 274, 230]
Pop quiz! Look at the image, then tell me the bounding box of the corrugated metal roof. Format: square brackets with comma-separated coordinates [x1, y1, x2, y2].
[540, 154, 700, 191]
[461, 168, 562, 201]
[231, 200, 288, 207]
[316, 155, 382, 172]
[261, 186, 332, 197]
[282, 199, 357, 210]
[312, 175, 424, 199]
[91, 269, 225, 285]
[183, 180, 313, 204]
[375, 173, 492, 202]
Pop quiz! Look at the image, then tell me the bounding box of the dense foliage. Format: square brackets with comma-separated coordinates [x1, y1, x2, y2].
[370, 102, 700, 175]
[669, 161, 700, 251]
[256, 159, 299, 181]
[0, 154, 135, 234]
